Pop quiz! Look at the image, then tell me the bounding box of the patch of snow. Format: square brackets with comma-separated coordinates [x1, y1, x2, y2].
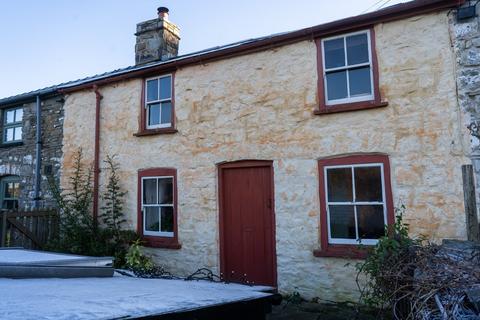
[0, 274, 271, 320]
[0, 249, 112, 267]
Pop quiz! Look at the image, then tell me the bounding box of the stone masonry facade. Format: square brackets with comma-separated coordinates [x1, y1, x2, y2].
[0, 96, 64, 209]
[61, 10, 471, 301]
[450, 3, 480, 219]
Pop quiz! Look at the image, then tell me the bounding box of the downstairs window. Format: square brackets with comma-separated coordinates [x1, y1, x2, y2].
[315, 154, 394, 258]
[137, 168, 180, 249]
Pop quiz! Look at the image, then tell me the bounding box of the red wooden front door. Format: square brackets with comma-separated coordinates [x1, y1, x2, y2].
[219, 161, 276, 287]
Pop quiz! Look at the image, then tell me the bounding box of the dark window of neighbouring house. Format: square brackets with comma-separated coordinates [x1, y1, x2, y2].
[3, 107, 23, 143]
[0, 176, 20, 210]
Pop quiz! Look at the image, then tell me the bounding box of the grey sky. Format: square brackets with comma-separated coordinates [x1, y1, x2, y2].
[0, 0, 408, 98]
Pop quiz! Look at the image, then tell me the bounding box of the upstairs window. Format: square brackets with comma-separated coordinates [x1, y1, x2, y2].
[322, 30, 373, 105]
[3, 107, 23, 143]
[315, 28, 385, 115]
[145, 75, 173, 129]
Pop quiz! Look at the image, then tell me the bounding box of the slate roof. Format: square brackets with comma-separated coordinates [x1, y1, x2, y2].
[0, 34, 283, 106]
[0, 0, 463, 106]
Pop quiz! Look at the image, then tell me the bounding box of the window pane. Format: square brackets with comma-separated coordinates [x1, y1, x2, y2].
[357, 205, 385, 239]
[346, 33, 369, 65]
[13, 183, 20, 198]
[327, 167, 353, 202]
[146, 79, 159, 102]
[144, 207, 160, 232]
[158, 177, 173, 204]
[324, 38, 345, 69]
[5, 110, 15, 124]
[326, 71, 348, 101]
[148, 103, 160, 126]
[2, 200, 18, 210]
[143, 179, 157, 204]
[329, 205, 356, 239]
[14, 109, 23, 122]
[14, 127, 22, 141]
[5, 128, 14, 142]
[349, 67, 372, 97]
[159, 76, 171, 100]
[4, 182, 14, 198]
[161, 207, 174, 233]
[160, 102, 172, 125]
[354, 166, 382, 202]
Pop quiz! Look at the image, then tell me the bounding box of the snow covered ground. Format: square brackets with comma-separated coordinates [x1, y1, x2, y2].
[0, 273, 272, 319]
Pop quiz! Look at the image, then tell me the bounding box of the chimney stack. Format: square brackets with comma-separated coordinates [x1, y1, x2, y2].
[135, 7, 180, 65]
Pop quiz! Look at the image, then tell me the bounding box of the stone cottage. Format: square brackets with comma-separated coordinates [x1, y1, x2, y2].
[1, 0, 475, 300]
[0, 89, 64, 209]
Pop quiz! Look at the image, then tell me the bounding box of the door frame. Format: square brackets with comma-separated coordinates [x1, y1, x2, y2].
[217, 160, 277, 286]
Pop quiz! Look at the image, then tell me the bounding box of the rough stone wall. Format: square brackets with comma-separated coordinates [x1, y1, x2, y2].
[62, 11, 470, 301]
[0, 96, 64, 209]
[449, 4, 480, 217]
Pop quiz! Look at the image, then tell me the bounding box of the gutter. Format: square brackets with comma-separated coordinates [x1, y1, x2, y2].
[93, 86, 103, 225]
[33, 95, 42, 208]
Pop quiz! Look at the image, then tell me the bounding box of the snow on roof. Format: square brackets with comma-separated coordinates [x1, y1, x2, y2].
[0, 273, 272, 319]
[0, 248, 112, 267]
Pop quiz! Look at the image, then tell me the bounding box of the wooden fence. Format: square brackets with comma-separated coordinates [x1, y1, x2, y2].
[0, 209, 59, 250]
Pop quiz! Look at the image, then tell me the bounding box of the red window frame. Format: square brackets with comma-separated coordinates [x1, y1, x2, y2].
[134, 73, 178, 137]
[314, 154, 394, 259]
[137, 168, 181, 249]
[314, 27, 387, 115]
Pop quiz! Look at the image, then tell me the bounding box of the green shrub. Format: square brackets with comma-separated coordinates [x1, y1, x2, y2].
[125, 239, 155, 272]
[356, 205, 422, 310]
[99, 155, 137, 267]
[47, 149, 137, 267]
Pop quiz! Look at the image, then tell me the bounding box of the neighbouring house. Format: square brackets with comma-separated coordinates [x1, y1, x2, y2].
[0, 89, 64, 210]
[450, 2, 480, 211]
[1, 0, 477, 301]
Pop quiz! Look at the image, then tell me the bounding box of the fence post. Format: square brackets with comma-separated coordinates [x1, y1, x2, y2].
[462, 164, 480, 242]
[0, 210, 7, 247]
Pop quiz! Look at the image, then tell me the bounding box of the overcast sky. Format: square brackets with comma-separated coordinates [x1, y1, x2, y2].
[0, 0, 408, 98]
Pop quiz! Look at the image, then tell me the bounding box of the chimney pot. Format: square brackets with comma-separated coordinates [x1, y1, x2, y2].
[158, 7, 169, 19]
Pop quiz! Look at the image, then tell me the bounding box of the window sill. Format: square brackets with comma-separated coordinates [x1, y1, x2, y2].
[313, 245, 371, 259]
[0, 141, 23, 149]
[134, 128, 178, 137]
[314, 100, 388, 115]
[141, 235, 181, 249]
